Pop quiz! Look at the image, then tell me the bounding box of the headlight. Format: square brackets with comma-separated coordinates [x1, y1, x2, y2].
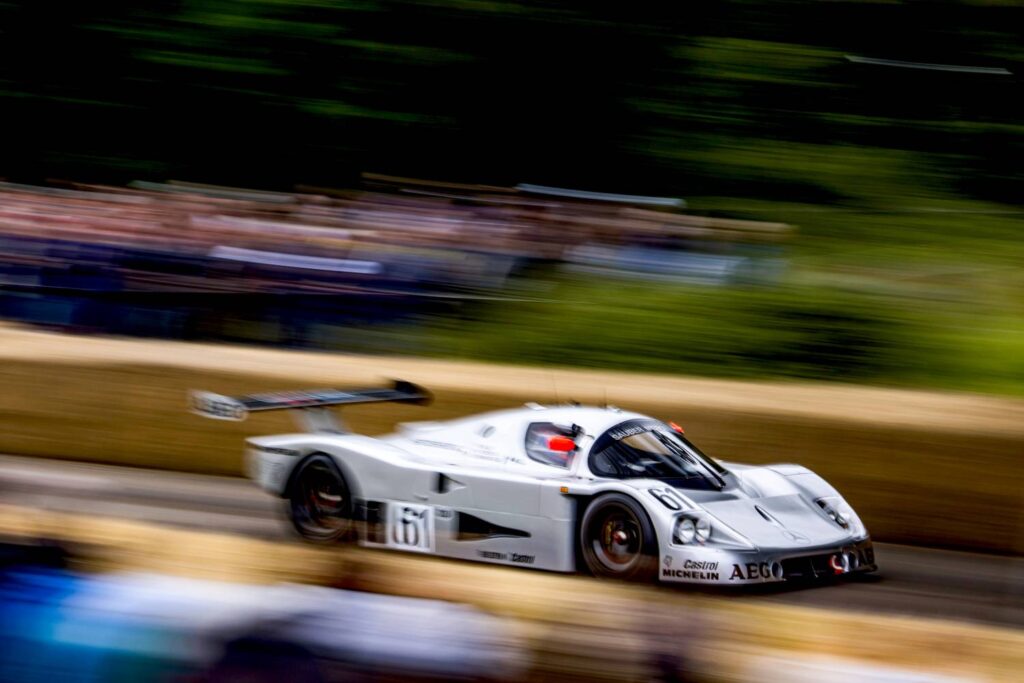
[674, 517, 696, 544]
[673, 514, 755, 549]
[816, 497, 866, 537]
[695, 517, 711, 543]
[817, 498, 848, 528]
[673, 516, 712, 545]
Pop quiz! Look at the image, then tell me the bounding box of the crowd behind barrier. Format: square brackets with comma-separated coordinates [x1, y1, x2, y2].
[0, 178, 790, 347]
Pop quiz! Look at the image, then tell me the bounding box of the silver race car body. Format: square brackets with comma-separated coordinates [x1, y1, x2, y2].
[192, 381, 875, 585]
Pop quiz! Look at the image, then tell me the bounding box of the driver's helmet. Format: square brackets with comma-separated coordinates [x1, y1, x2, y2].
[525, 422, 577, 467]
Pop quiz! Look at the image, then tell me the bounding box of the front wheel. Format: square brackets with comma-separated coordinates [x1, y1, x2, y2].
[287, 455, 355, 543]
[579, 493, 657, 582]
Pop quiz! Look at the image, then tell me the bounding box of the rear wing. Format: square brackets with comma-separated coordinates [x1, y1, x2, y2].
[189, 380, 431, 432]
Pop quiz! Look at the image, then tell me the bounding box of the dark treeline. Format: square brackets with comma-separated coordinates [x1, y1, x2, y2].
[1, 1, 1021, 202]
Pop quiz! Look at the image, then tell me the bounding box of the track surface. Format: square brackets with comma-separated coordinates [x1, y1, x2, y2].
[1, 454, 1021, 629]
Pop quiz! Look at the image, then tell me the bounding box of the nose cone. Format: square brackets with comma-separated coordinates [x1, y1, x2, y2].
[701, 495, 848, 548]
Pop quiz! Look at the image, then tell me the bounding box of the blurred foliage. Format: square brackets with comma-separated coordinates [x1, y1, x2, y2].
[1, 0, 1022, 391]
[429, 274, 1024, 395]
[2, 0, 1021, 199]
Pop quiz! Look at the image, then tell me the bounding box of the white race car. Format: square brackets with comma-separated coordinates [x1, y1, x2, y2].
[192, 381, 876, 585]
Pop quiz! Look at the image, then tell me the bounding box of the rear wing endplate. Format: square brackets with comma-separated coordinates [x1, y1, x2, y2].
[189, 380, 431, 433]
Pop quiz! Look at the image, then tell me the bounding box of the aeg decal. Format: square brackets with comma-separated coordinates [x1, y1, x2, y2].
[729, 562, 777, 581]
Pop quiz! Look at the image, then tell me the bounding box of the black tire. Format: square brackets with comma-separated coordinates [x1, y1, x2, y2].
[287, 455, 355, 544]
[579, 493, 658, 581]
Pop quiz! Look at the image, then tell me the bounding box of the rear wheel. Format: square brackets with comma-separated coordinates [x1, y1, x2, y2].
[287, 455, 355, 543]
[579, 493, 657, 581]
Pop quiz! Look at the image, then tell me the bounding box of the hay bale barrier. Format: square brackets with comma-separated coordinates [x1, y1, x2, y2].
[1, 324, 1022, 553]
[1, 504, 1022, 683]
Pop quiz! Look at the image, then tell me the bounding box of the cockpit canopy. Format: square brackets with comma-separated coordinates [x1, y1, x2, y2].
[588, 419, 729, 489]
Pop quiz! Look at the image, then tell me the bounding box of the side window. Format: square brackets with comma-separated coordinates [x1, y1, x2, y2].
[524, 422, 576, 468]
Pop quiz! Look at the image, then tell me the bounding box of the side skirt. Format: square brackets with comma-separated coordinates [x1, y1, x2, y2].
[356, 499, 576, 572]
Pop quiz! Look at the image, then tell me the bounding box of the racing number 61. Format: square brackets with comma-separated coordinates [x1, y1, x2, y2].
[394, 506, 425, 547]
[388, 503, 433, 552]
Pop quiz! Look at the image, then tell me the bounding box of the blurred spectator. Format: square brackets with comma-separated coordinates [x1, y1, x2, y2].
[0, 178, 789, 348]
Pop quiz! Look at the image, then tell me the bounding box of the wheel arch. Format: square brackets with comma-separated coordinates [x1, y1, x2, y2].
[283, 450, 362, 504]
[572, 490, 661, 576]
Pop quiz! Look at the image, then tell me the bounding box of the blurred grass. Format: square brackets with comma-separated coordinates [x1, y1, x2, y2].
[431, 279, 910, 381]
[428, 270, 1024, 396]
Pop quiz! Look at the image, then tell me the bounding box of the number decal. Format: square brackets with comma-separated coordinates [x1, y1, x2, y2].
[649, 487, 688, 511]
[386, 503, 434, 553]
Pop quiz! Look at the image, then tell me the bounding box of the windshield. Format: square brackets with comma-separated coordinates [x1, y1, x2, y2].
[589, 419, 728, 490]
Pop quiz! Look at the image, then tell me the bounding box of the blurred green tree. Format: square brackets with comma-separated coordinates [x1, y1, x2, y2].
[1, 1, 1019, 203]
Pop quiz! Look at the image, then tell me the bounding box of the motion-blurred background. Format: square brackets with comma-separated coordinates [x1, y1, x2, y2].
[0, 1, 1022, 681]
[1, 0, 1022, 391]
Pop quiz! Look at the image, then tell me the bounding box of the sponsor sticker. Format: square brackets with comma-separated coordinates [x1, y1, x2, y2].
[414, 439, 466, 453]
[684, 560, 718, 571]
[478, 550, 507, 560]
[729, 562, 776, 581]
[607, 423, 649, 441]
[191, 392, 247, 421]
[476, 550, 536, 565]
[660, 559, 719, 581]
[662, 568, 720, 581]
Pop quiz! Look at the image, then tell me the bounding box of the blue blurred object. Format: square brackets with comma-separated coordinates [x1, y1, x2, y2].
[0, 541, 525, 683]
